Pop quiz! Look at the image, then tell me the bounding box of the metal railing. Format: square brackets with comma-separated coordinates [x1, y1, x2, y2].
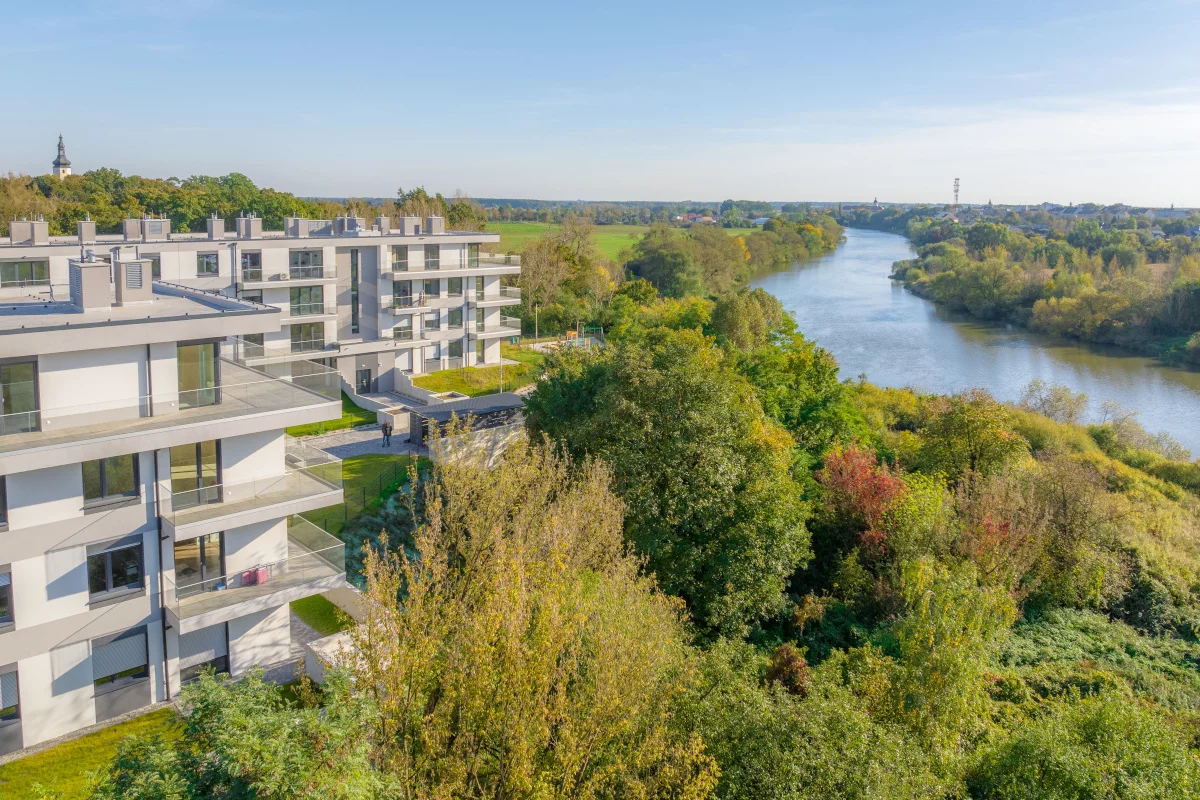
[0, 359, 340, 449]
[165, 516, 345, 619]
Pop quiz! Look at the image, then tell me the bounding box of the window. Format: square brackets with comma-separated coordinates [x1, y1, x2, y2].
[447, 277, 463, 296]
[83, 455, 139, 507]
[177, 342, 219, 409]
[290, 286, 324, 317]
[425, 313, 440, 331]
[448, 308, 463, 329]
[240, 252, 262, 282]
[170, 441, 220, 509]
[143, 254, 161, 280]
[0, 360, 37, 435]
[391, 245, 409, 272]
[87, 541, 144, 599]
[289, 250, 323, 278]
[179, 624, 229, 684]
[0, 567, 11, 629]
[196, 253, 219, 276]
[356, 369, 372, 394]
[92, 628, 149, 691]
[448, 340, 463, 358]
[0, 260, 49, 288]
[392, 321, 413, 340]
[350, 249, 360, 334]
[291, 322, 324, 353]
[0, 666, 18, 724]
[239, 289, 263, 303]
[468, 244, 480, 268]
[423, 278, 439, 298]
[424, 245, 440, 270]
[0, 476, 6, 530]
[146, 220, 164, 237]
[393, 279, 413, 308]
[476, 308, 484, 330]
[174, 533, 222, 595]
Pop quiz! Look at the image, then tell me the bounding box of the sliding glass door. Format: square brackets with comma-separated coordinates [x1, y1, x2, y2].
[0, 361, 38, 434]
[170, 440, 220, 509]
[174, 533, 223, 596]
[177, 342, 218, 409]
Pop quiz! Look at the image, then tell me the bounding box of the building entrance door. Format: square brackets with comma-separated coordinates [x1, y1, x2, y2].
[356, 368, 372, 394]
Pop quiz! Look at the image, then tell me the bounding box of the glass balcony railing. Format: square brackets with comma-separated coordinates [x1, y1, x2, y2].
[165, 516, 345, 623]
[471, 286, 521, 303]
[166, 438, 342, 531]
[288, 303, 329, 317]
[0, 359, 340, 455]
[477, 254, 521, 267]
[473, 315, 523, 335]
[239, 267, 328, 283]
[225, 338, 336, 360]
[391, 294, 429, 309]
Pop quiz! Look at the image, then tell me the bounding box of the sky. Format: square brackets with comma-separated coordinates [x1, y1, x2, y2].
[4, 0, 1200, 205]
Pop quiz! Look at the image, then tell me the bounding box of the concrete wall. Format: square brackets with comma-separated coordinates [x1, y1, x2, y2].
[227, 603, 290, 676]
[220, 430, 285, 486]
[223, 518, 287, 576]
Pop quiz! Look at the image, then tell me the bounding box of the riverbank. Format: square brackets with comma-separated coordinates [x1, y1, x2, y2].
[751, 228, 1200, 453]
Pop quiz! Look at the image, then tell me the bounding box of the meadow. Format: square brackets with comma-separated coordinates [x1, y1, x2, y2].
[483, 221, 757, 260]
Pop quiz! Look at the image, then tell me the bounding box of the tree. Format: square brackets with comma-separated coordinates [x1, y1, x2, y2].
[917, 389, 1028, 479]
[628, 223, 704, 298]
[966, 222, 1010, 254]
[1018, 379, 1088, 425]
[347, 437, 718, 799]
[526, 328, 811, 635]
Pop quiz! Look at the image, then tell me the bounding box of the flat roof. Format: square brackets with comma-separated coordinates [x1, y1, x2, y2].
[415, 392, 525, 422]
[0, 229, 500, 250]
[0, 281, 275, 334]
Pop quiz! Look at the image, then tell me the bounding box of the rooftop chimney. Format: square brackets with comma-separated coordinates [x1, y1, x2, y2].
[206, 213, 226, 241]
[396, 216, 421, 236]
[123, 218, 142, 242]
[425, 215, 445, 235]
[77, 218, 96, 244]
[236, 212, 262, 240]
[112, 253, 153, 306]
[69, 251, 112, 312]
[375, 216, 390, 234]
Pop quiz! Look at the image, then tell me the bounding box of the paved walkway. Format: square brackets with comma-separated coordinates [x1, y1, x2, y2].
[303, 425, 416, 459]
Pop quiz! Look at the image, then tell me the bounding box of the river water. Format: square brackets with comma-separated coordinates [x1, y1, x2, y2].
[751, 227, 1200, 453]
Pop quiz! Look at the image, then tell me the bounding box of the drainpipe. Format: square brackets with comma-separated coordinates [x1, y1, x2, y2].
[147, 345, 172, 700]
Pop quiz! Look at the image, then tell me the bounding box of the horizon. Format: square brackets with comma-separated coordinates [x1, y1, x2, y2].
[4, 0, 1200, 206]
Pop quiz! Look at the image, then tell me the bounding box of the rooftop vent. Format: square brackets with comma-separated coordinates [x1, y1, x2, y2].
[236, 212, 262, 240]
[396, 216, 421, 236]
[68, 254, 113, 312]
[206, 213, 226, 241]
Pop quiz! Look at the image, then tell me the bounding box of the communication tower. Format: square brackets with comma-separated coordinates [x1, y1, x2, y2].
[953, 177, 960, 209]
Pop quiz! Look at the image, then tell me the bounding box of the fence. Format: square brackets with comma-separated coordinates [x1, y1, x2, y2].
[311, 456, 416, 535]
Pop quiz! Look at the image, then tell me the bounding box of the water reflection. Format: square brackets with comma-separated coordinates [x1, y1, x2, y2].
[752, 228, 1200, 452]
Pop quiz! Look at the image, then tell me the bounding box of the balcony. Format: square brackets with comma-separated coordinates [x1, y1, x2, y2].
[469, 286, 521, 306]
[390, 294, 430, 310]
[163, 437, 343, 539]
[477, 254, 521, 267]
[238, 267, 336, 288]
[0, 360, 341, 469]
[470, 315, 523, 339]
[165, 516, 346, 633]
[227, 337, 338, 365]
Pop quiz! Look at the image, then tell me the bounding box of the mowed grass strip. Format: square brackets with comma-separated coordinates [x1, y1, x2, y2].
[484, 221, 757, 261]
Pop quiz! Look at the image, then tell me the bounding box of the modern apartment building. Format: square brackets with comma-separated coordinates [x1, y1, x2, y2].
[0, 247, 346, 755]
[1, 213, 522, 399]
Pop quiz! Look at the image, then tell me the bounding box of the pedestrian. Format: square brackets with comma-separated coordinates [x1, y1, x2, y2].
[380, 421, 389, 448]
[384, 422, 392, 447]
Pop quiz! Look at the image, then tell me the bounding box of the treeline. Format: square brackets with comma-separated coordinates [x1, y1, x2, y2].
[87, 272, 1200, 797]
[0, 170, 486, 236]
[511, 213, 842, 334]
[479, 197, 822, 228]
[889, 221, 1200, 363]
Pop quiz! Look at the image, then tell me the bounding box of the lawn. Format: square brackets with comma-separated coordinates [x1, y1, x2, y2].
[286, 392, 378, 437]
[290, 595, 352, 637]
[412, 344, 545, 397]
[309, 452, 428, 536]
[484, 221, 757, 261]
[0, 708, 179, 800]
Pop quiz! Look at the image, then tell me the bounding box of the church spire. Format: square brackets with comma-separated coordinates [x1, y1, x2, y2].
[53, 133, 72, 178]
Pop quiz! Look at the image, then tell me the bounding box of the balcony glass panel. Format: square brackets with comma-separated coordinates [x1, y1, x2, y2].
[0, 362, 37, 435]
[178, 343, 219, 410]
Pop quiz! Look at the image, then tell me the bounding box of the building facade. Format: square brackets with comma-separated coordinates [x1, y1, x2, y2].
[1, 213, 522, 399]
[0, 247, 346, 754]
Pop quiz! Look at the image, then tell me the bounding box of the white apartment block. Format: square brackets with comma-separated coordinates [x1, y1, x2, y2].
[1, 212, 522, 400]
[0, 243, 347, 755]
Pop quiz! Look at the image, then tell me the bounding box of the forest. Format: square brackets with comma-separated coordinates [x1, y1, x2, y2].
[67, 216, 1200, 799]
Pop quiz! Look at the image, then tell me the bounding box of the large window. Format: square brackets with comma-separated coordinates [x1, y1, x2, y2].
[83, 455, 139, 507]
[0, 666, 18, 724]
[144, 254, 161, 280]
[392, 320, 414, 340]
[0, 361, 38, 435]
[350, 249, 360, 335]
[393, 279, 414, 308]
[0, 567, 12, 629]
[290, 286, 324, 317]
[424, 313, 440, 331]
[447, 277, 463, 297]
[240, 252, 262, 282]
[177, 342, 218, 409]
[424, 245, 440, 270]
[291, 322, 324, 353]
[448, 308, 463, 329]
[467, 244, 479, 268]
[87, 540, 144, 599]
[239, 290, 263, 304]
[170, 441, 220, 509]
[391, 244, 410, 273]
[448, 340, 463, 358]
[423, 278, 440, 298]
[92, 628, 148, 691]
[0, 260, 49, 288]
[289, 250, 323, 278]
[174, 533, 222, 594]
[196, 253, 219, 276]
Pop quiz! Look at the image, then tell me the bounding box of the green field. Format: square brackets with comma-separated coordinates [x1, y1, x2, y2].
[484, 221, 757, 261]
[0, 709, 180, 800]
[286, 392, 378, 437]
[412, 344, 545, 397]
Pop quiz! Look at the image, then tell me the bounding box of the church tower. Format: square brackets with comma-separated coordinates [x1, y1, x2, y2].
[52, 133, 71, 178]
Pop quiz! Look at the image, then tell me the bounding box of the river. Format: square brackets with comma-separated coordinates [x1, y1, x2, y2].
[751, 227, 1200, 453]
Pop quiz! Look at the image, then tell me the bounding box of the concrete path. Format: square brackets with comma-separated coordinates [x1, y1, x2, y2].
[303, 425, 417, 459]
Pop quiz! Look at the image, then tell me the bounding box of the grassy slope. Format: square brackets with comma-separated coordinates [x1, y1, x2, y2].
[313, 452, 421, 536]
[286, 392, 378, 437]
[290, 595, 352, 637]
[412, 344, 545, 397]
[485, 221, 757, 261]
[0, 709, 179, 800]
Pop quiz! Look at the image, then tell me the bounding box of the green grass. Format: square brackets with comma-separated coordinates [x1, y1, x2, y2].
[484, 221, 757, 261]
[0, 708, 179, 800]
[286, 392, 378, 437]
[311, 453, 429, 536]
[412, 345, 545, 397]
[290, 594, 352, 637]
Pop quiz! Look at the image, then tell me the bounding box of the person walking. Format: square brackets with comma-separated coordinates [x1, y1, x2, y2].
[384, 422, 392, 448]
[380, 421, 390, 448]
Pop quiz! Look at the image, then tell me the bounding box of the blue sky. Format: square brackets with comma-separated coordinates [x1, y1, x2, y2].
[5, 0, 1200, 204]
